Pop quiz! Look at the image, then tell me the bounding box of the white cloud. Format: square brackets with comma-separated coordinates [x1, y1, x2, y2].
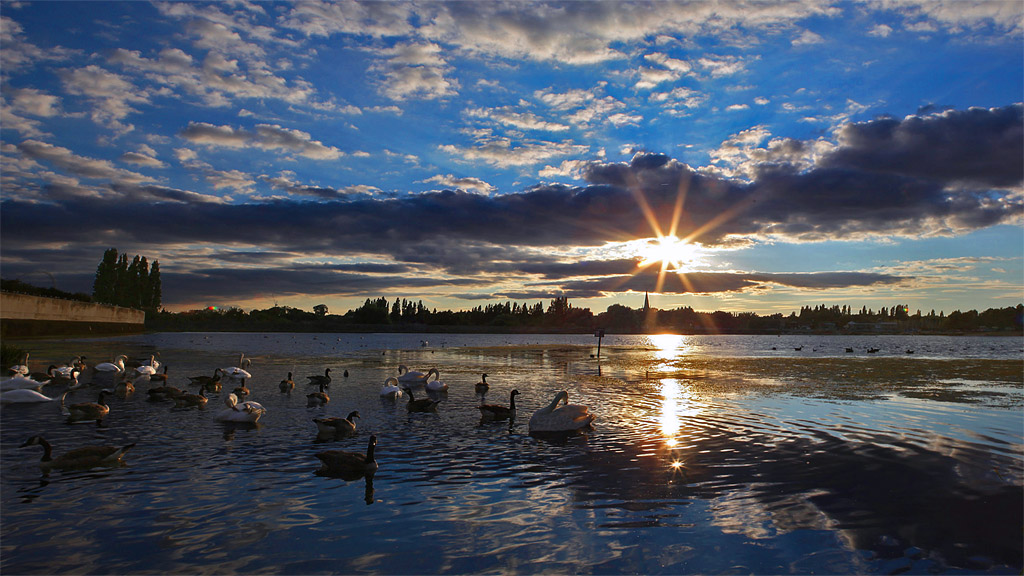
[119, 151, 167, 168]
[465, 106, 570, 132]
[421, 173, 495, 194]
[59, 65, 150, 132]
[725, 104, 750, 112]
[868, 24, 893, 37]
[439, 136, 589, 168]
[538, 159, 590, 180]
[180, 122, 344, 160]
[792, 29, 825, 46]
[372, 42, 458, 101]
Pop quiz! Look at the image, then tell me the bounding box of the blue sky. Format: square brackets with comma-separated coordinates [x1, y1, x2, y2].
[1, 0, 1021, 316]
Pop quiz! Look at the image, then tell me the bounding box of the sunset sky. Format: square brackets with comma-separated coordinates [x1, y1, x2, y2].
[1, 1, 1021, 316]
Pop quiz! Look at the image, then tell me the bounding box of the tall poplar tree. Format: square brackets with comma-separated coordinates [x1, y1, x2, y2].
[91, 249, 162, 310]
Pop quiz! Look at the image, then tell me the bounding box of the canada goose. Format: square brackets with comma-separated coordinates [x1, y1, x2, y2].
[480, 389, 519, 421]
[397, 365, 428, 384]
[313, 411, 360, 438]
[1, 388, 58, 404]
[528, 390, 595, 433]
[188, 368, 221, 388]
[26, 366, 57, 383]
[307, 383, 330, 407]
[214, 393, 266, 423]
[315, 434, 378, 479]
[475, 373, 489, 393]
[61, 389, 112, 425]
[114, 377, 135, 397]
[20, 435, 135, 471]
[425, 368, 447, 392]
[175, 386, 208, 409]
[379, 377, 403, 400]
[279, 372, 295, 392]
[306, 368, 332, 388]
[147, 383, 184, 401]
[403, 387, 439, 412]
[232, 378, 251, 400]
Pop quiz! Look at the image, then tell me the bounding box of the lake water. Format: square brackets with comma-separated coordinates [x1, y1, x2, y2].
[2, 333, 1021, 575]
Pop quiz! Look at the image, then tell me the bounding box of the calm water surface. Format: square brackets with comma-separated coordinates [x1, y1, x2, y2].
[2, 333, 1021, 575]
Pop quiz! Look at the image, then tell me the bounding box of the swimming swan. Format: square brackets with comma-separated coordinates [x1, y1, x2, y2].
[8, 353, 29, 376]
[215, 393, 266, 423]
[379, 376, 403, 400]
[21, 435, 135, 471]
[222, 355, 253, 381]
[1, 375, 46, 392]
[479, 389, 519, 421]
[94, 355, 127, 374]
[315, 434, 378, 480]
[1, 388, 58, 404]
[397, 365, 428, 384]
[424, 368, 447, 392]
[528, 391, 595, 433]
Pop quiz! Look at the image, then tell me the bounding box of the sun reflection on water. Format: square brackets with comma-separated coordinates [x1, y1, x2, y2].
[647, 333, 693, 362]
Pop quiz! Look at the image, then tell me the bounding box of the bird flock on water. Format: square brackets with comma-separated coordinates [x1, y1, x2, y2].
[3, 351, 596, 483]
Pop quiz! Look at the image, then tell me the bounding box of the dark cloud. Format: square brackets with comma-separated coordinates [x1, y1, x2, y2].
[1, 105, 1017, 308]
[822, 104, 1023, 188]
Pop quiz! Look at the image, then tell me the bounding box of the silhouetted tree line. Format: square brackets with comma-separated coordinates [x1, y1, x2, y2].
[92, 248, 161, 311]
[145, 296, 1024, 334]
[0, 278, 91, 302]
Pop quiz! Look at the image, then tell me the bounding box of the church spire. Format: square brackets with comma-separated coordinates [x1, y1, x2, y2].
[643, 291, 650, 312]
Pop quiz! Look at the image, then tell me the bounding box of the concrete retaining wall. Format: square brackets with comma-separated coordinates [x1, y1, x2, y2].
[1, 292, 145, 338]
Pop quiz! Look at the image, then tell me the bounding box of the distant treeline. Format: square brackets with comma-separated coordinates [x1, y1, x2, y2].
[0, 279, 91, 302]
[146, 296, 1024, 334]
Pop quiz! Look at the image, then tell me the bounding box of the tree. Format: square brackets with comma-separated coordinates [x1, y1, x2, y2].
[313, 304, 328, 317]
[92, 248, 118, 304]
[148, 261, 162, 309]
[91, 249, 162, 310]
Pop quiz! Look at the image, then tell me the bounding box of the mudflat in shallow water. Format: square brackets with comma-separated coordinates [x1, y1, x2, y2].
[2, 333, 1021, 574]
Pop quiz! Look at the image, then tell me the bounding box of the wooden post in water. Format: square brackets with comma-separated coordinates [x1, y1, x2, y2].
[594, 328, 605, 359]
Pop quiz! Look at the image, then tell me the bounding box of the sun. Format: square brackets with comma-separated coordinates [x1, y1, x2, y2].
[638, 235, 701, 271]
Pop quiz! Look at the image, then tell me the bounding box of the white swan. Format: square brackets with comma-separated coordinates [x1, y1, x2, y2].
[424, 368, 447, 392]
[94, 355, 127, 374]
[1, 388, 58, 404]
[8, 353, 29, 376]
[1, 375, 46, 392]
[222, 355, 253, 381]
[214, 393, 266, 423]
[528, 391, 595, 433]
[379, 376, 403, 400]
[397, 364, 428, 384]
